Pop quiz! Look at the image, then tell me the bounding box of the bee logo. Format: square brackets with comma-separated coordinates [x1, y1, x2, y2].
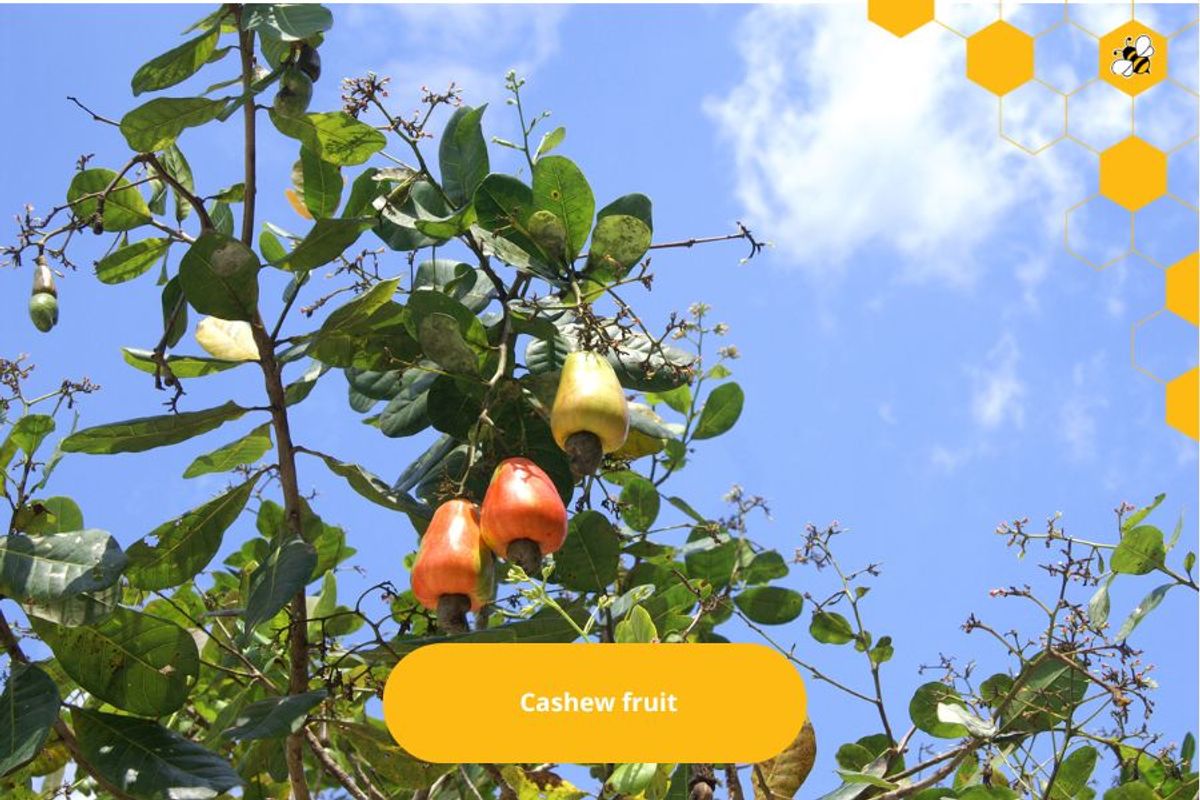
[1111, 34, 1155, 78]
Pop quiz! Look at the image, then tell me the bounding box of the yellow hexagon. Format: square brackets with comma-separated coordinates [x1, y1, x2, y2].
[1100, 22, 1167, 96]
[967, 21, 1035, 95]
[868, 0, 934, 36]
[1098, 137, 1167, 212]
[1166, 253, 1198, 325]
[1166, 368, 1198, 441]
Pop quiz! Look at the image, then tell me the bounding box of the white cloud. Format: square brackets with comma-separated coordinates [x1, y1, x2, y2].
[704, 5, 1078, 285]
[1058, 354, 1110, 463]
[969, 332, 1026, 430]
[341, 5, 566, 109]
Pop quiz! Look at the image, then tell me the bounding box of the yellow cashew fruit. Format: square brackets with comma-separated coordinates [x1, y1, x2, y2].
[550, 351, 629, 476]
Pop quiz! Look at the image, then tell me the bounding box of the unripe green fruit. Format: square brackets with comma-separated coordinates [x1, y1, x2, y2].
[29, 292, 58, 333]
[528, 209, 567, 260]
[273, 70, 313, 117]
[297, 44, 321, 82]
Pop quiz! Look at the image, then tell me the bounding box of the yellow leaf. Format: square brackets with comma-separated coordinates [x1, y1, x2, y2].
[753, 721, 816, 800]
[285, 187, 313, 220]
[195, 316, 260, 361]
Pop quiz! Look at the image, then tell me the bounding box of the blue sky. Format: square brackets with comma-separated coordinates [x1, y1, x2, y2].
[1, 3, 1198, 794]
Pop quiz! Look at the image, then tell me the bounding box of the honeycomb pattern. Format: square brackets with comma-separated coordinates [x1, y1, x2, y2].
[862, 0, 1199, 439]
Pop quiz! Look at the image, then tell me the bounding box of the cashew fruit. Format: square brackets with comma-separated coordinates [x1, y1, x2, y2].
[32, 255, 56, 297]
[296, 44, 321, 82]
[551, 351, 629, 475]
[480, 457, 568, 573]
[273, 69, 313, 118]
[410, 499, 494, 632]
[28, 293, 58, 333]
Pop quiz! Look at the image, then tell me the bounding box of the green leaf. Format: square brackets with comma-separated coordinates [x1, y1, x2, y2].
[474, 174, 543, 258]
[121, 348, 244, 379]
[735, 586, 803, 625]
[418, 314, 480, 375]
[620, 475, 660, 532]
[95, 238, 171, 285]
[1088, 573, 1114, 628]
[132, 28, 220, 95]
[178, 231, 260, 321]
[33, 607, 198, 716]
[587, 214, 651, 277]
[274, 217, 373, 273]
[28, 496, 84, 534]
[126, 478, 257, 591]
[244, 4, 332, 40]
[0, 663, 60, 778]
[222, 691, 326, 741]
[1103, 784, 1158, 800]
[1050, 746, 1099, 800]
[299, 147, 342, 219]
[161, 277, 188, 347]
[553, 511, 619, 592]
[23, 583, 120, 628]
[869, 636, 895, 666]
[439, 104, 490, 208]
[270, 110, 386, 166]
[608, 763, 658, 797]
[693, 382, 745, 440]
[72, 708, 242, 797]
[810, 611, 856, 644]
[61, 401, 247, 454]
[379, 370, 437, 438]
[333, 721, 450, 790]
[285, 361, 327, 406]
[1002, 655, 1089, 732]
[1122, 494, 1165, 532]
[531, 155, 595, 260]
[183, 423, 272, 478]
[242, 537, 318, 639]
[1111, 525, 1166, 575]
[535, 126, 566, 160]
[683, 533, 737, 589]
[161, 144, 196, 223]
[1115, 583, 1173, 641]
[909, 682, 969, 738]
[120, 96, 229, 152]
[745, 551, 789, 585]
[598, 192, 653, 232]
[67, 168, 151, 232]
[9, 415, 54, 456]
[614, 605, 658, 643]
[307, 450, 430, 519]
[0, 530, 127, 601]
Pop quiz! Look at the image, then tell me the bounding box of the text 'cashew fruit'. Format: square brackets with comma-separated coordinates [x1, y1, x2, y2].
[410, 499, 495, 633]
[480, 457, 568, 574]
[551, 351, 629, 476]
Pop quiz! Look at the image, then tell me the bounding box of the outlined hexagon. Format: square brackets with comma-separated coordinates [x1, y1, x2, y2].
[1166, 368, 1198, 440]
[967, 22, 1035, 95]
[1100, 21, 1168, 96]
[1166, 253, 1198, 324]
[1170, 22, 1198, 92]
[1001, 81, 1066, 153]
[1066, 80, 1134, 152]
[1036, 22, 1100, 94]
[1066, 195, 1133, 270]
[1133, 309, 1198, 381]
[1004, 2, 1066, 36]
[1169, 145, 1199, 207]
[1099, 136, 1167, 211]
[1071, 3, 1133, 38]
[937, 0, 999, 37]
[1135, 197, 1199, 266]
[1135, 82, 1200, 151]
[868, 0, 934, 37]
[1138, 5, 1199, 38]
